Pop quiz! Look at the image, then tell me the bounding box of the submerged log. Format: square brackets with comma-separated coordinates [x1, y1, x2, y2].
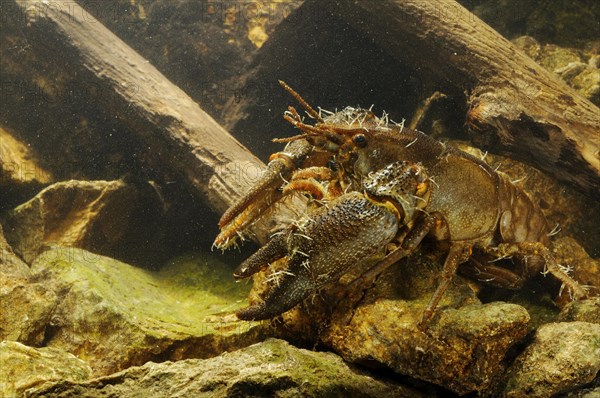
[5, 0, 281, 241]
[319, 0, 600, 195]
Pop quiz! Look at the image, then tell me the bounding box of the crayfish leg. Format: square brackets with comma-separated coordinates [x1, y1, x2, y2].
[458, 259, 526, 289]
[283, 166, 346, 202]
[482, 242, 587, 300]
[342, 246, 412, 298]
[419, 242, 473, 330]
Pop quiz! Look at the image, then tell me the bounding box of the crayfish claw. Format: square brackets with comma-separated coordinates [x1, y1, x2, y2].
[236, 272, 315, 321]
[214, 139, 313, 250]
[233, 231, 288, 279]
[235, 191, 401, 320]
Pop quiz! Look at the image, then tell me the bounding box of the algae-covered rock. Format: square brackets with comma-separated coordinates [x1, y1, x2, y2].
[244, 241, 529, 394]
[512, 36, 600, 106]
[535, 44, 584, 73]
[25, 338, 424, 398]
[558, 298, 600, 324]
[1, 224, 58, 345]
[257, 250, 530, 395]
[4, 179, 165, 265]
[324, 299, 529, 395]
[0, 271, 57, 345]
[30, 247, 264, 376]
[0, 341, 91, 398]
[570, 66, 600, 105]
[0, 223, 29, 278]
[504, 321, 600, 397]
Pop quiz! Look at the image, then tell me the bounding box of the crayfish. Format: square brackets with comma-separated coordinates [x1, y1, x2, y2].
[214, 81, 586, 327]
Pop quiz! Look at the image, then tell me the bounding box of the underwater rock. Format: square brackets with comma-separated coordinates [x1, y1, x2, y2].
[0, 125, 52, 189]
[503, 321, 600, 397]
[240, 230, 594, 394]
[0, 223, 29, 277]
[0, 341, 91, 398]
[548, 50, 599, 106]
[558, 298, 600, 324]
[0, 271, 57, 346]
[0, 224, 58, 345]
[3, 179, 165, 266]
[534, 44, 583, 73]
[250, 252, 529, 394]
[513, 36, 600, 106]
[24, 338, 423, 398]
[323, 299, 529, 395]
[28, 247, 264, 376]
[569, 66, 600, 108]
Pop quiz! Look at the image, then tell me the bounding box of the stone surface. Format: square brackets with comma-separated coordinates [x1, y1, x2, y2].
[0, 341, 91, 398]
[25, 338, 423, 398]
[0, 271, 57, 346]
[1, 224, 58, 346]
[3, 179, 166, 265]
[512, 35, 600, 105]
[503, 322, 600, 398]
[250, 251, 530, 395]
[559, 297, 600, 324]
[0, 125, 52, 190]
[28, 247, 264, 376]
[0, 223, 29, 278]
[324, 299, 530, 395]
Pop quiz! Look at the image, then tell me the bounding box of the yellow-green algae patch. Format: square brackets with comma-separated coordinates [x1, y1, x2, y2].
[31, 247, 263, 375]
[0, 341, 91, 397]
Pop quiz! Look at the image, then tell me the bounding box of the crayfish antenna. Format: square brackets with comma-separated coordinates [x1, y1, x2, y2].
[279, 80, 324, 123]
[273, 133, 311, 143]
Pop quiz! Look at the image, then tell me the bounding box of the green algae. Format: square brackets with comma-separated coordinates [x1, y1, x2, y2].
[33, 248, 252, 338]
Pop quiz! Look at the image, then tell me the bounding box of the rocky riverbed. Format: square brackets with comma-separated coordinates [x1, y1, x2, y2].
[1, 0, 599, 396]
[1, 175, 598, 396]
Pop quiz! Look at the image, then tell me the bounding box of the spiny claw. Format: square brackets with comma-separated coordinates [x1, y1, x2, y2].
[235, 191, 400, 321]
[237, 271, 315, 320]
[214, 139, 313, 250]
[233, 232, 288, 279]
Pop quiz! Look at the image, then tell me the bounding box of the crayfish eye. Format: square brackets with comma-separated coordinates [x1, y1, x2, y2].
[352, 134, 367, 147]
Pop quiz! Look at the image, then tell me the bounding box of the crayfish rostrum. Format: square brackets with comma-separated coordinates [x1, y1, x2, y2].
[214, 81, 586, 327]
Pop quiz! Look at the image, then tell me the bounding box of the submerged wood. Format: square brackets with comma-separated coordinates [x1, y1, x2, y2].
[319, 0, 600, 195]
[8, 0, 286, 241]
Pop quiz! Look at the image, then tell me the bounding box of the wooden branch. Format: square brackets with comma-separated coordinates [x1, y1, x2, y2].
[318, 0, 600, 195]
[7, 0, 278, 239]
